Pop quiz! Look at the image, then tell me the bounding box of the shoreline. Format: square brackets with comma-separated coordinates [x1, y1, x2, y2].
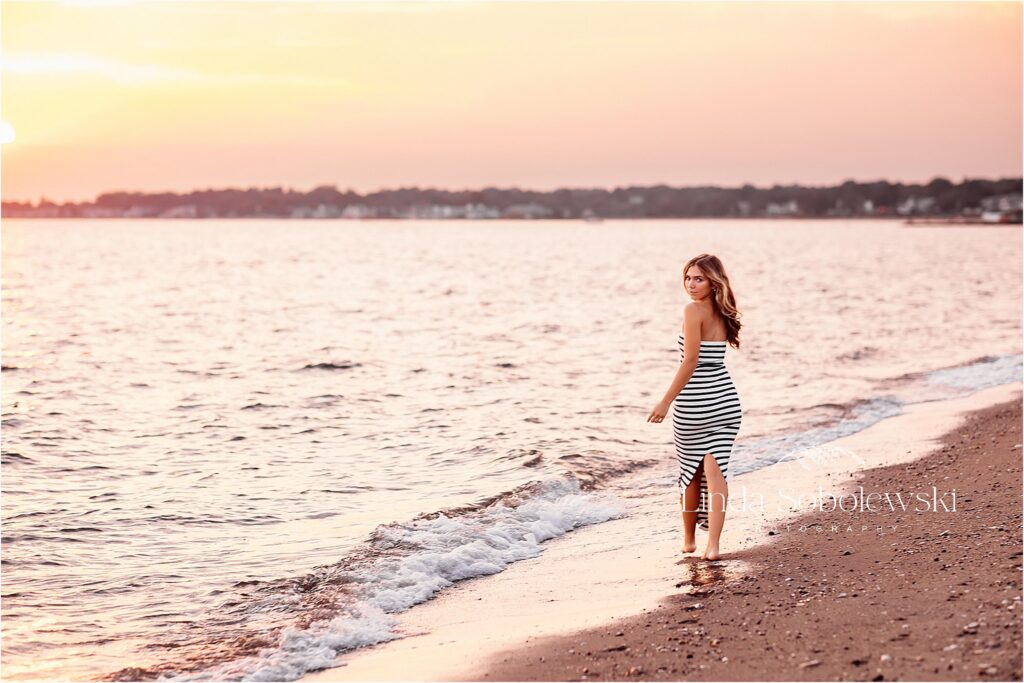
[299, 381, 1022, 682]
[476, 390, 1023, 681]
[5, 217, 1021, 224]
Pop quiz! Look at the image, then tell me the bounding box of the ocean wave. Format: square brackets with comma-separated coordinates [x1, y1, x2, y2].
[98, 476, 626, 682]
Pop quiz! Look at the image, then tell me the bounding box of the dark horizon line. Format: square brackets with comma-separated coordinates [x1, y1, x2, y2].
[4, 174, 1022, 206]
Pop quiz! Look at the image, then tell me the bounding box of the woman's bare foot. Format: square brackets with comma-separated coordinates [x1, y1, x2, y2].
[702, 545, 720, 561]
[681, 538, 697, 553]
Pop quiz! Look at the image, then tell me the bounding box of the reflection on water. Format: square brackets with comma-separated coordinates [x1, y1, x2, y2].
[672, 558, 744, 589]
[1, 218, 1020, 680]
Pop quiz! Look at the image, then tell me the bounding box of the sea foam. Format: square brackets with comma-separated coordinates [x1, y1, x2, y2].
[161, 476, 626, 681]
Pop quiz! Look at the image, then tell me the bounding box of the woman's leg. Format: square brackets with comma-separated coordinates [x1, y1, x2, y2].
[680, 459, 704, 553]
[701, 453, 728, 560]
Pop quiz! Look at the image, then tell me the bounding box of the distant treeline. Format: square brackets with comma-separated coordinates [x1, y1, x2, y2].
[2, 176, 1022, 219]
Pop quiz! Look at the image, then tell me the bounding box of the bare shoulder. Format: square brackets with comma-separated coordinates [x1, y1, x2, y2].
[683, 302, 706, 320]
[681, 302, 704, 331]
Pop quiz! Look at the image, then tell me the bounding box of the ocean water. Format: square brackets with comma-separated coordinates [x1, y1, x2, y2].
[2, 218, 1020, 680]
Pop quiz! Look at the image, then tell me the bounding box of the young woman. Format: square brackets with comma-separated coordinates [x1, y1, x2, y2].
[647, 254, 743, 561]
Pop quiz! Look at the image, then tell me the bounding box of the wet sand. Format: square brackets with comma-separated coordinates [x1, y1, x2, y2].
[299, 383, 1022, 682]
[478, 394, 1023, 682]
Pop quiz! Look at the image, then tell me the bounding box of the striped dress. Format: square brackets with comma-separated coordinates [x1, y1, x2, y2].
[671, 333, 742, 530]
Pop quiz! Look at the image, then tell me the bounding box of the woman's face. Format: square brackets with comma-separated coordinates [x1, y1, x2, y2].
[684, 265, 712, 301]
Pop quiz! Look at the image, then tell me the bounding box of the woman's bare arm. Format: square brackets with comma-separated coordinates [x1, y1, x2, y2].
[659, 303, 702, 404]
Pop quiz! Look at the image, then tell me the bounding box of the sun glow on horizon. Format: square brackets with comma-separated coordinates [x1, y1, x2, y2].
[0, 121, 16, 144]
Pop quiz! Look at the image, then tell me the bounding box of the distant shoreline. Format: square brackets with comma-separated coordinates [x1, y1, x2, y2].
[3, 215, 1022, 225]
[4, 177, 1021, 222]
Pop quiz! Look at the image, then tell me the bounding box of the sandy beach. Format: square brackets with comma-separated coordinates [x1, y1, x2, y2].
[478, 393, 1023, 682]
[299, 382, 1022, 682]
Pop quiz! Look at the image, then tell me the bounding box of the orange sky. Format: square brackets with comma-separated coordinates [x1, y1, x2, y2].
[1, 0, 1021, 203]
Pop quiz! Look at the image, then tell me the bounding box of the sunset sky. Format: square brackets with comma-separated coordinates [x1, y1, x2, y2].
[1, 0, 1021, 203]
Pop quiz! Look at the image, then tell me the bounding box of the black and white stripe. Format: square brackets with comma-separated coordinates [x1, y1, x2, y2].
[671, 333, 742, 530]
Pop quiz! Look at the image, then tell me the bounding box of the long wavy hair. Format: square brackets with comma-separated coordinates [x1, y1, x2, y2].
[683, 253, 742, 349]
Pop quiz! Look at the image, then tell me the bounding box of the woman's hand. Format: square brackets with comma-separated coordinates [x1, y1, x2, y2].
[647, 398, 672, 423]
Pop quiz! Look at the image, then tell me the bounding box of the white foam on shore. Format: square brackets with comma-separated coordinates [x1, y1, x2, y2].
[297, 381, 1022, 682]
[715, 353, 1022, 476]
[161, 478, 626, 682]
[923, 354, 1022, 391]
[163, 354, 1021, 683]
